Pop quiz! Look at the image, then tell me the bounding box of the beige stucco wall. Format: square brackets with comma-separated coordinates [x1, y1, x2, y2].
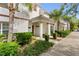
[0, 16, 9, 22]
[0, 6, 29, 19]
[60, 20, 70, 30]
[0, 6, 29, 33]
[29, 6, 40, 19]
[0, 4, 52, 35]
[0, 16, 29, 33]
[28, 21, 32, 32]
[13, 19, 28, 33]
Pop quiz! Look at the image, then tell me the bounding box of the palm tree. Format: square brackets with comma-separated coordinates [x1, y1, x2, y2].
[49, 9, 63, 33]
[8, 3, 36, 42]
[49, 9, 63, 39]
[49, 4, 65, 33]
[63, 15, 71, 30]
[24, 3, 37, 11]
[8, 3, 15, 42]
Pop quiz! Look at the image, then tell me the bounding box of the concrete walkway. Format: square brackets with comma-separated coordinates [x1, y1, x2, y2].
[40, 32, 79, 56]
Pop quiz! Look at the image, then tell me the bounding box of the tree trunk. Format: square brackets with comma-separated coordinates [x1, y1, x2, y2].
[57, 20, 60, 31]
[8, 3, 15, 42]
[53, 23, 57, 39]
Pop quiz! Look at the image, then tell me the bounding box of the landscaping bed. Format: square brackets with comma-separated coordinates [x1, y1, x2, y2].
[23, 40, 54, 56]
[0, 32, 54, 56]
[55, 30, 71, 37]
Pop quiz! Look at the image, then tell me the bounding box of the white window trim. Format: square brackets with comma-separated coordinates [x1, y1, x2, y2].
[1, 23, 3, 34]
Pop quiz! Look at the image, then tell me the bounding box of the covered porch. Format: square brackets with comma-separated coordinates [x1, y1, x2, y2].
[28, 15, 54, 38]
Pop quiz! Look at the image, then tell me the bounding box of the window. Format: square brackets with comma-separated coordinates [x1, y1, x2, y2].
[0, 22, 9, 34]
[3, 22, 9, 34]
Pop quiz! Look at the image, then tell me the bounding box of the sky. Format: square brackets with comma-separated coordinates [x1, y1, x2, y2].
[40, 3, 79, 19]
[40, 3, 62, 13]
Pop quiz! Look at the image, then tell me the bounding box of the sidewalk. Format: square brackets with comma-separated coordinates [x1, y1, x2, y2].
[40, 32, 79, 56]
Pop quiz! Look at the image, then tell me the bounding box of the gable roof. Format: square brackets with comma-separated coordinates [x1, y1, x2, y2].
[30, 15, 54, 24]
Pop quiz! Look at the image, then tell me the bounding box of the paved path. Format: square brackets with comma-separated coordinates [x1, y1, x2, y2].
[40, 32, 79, 56]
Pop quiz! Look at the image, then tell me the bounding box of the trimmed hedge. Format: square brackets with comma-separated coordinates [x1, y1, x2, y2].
[15, 32, 32, 45]
[24, 40, 54, 56]
[0, 42, 19, 56]
[55, 30, 71, 37]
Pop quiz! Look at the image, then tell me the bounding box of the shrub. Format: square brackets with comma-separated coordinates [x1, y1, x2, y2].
[0, 34, 6, 42]
[70, 22, 76, 31]
[24, 40, 54, 56]
[0, 42, 19, 56]
[53, 33, 57, 39]
[15, 32, 32, 45]
[0, 34, 4, 38]
[61, 30, 71, 37]
[56, 30, 71, 37]
[43, 34, 49, 42]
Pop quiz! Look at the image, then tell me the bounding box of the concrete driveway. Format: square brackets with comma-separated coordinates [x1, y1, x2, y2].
[40, 32, 79, 56]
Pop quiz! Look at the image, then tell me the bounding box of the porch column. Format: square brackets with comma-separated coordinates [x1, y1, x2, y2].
[40, 23, 43, 38]
[48, 23, 51, 36]
[1, 23, 3, 34]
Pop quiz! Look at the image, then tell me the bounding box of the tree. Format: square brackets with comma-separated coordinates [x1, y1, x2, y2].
[49, 4, 65, 33]
[62, 15, 71, 30]
[61, 3, 79, 31]
[49, 10, 63, 32]
[77, 20, 79, 28]
[53, 10, 62, 31]
[63, 3, 79, 16]
[7, 3, 35, 42]
[8, 3, 15, 42]
[24, 3, 37, 11]
[70, 17, 78, 31]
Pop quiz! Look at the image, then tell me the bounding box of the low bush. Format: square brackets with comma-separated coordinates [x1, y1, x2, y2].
[52, 33, 57, 39]
[56, 30, 71, 37]
[24, 40, 54, 56]
[15, 32, 32, 45]
[61, 30, 71, 37]
[43, 34, 49, 42]
[0, 34, 6, 42]
[0, 42, 19, 56]
[0, 34, 4, 38]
